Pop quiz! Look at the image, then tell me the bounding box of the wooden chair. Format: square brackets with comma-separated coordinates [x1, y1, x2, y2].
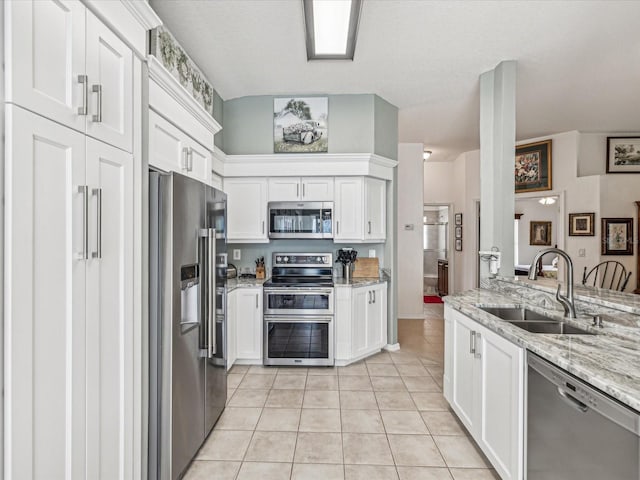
[582, 261, 632, 291]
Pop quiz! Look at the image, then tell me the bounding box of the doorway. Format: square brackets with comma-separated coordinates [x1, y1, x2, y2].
[423, 205, 450, 298]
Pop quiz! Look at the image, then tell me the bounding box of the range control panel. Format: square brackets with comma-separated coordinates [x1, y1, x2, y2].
[272, 253, 333, 267]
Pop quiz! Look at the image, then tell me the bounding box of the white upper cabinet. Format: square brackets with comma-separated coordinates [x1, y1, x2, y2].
[224, 178, 269, 242]
[334, 177, 364, 241]
[6, 0, 134, 152]
[365, 178, 386, 242]
[149, 110, 212, 185]
[334, 177, 386, 243]
[6, 0, 87, 133]
[268, 177, 334, 201]
[85, 9, 133, 152]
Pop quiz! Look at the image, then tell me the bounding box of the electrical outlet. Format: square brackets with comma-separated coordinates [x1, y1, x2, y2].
[369, 249, 376, 258]
[578, 248, 586, 257]
[233, 249, 241, 260]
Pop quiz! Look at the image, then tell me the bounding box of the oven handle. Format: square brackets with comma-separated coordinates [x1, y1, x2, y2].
[264, 315, 333, 323]
[265, 288, 334, 294]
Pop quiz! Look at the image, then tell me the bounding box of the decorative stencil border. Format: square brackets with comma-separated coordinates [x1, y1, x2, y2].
[149, 26, 215, 117]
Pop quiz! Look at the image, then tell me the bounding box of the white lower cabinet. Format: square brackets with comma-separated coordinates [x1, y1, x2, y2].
[5, 105, 135, 478]
[335, 283, 387, 363]
[229, 287, 263, 363]
[444, 306, 524, 480]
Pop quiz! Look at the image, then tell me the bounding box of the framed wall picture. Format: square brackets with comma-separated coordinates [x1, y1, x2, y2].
[455, 238, 462, 251]
[601, 218, 634, 255]
[515, 140, 552, 193]
[530, 221, 552, 246]
[274, 97, 328, 153]
[454, 213, 463, 225]
[455, 226, 462, 239]
[606, 137, 640, 173]
[569, 213, 595, 236]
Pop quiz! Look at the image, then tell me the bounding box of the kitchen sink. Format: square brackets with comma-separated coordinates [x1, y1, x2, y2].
[507, 321, 594, 335]
[478, 306, 595, 335]
[479, 306, 557, 322]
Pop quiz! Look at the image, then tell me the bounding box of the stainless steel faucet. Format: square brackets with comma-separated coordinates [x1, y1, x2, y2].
[528, 248, 577, 318]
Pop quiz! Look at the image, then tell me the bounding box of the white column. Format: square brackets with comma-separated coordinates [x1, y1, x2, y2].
[397, 143, 425, 318]
[479, 61, 516, 279]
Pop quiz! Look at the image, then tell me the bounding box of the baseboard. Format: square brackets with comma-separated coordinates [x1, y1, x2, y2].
[384, 343, 400, 352]
[398, 313, 426, 319]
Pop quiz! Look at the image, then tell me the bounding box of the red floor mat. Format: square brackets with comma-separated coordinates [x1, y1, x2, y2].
[424, 295, 443, 304]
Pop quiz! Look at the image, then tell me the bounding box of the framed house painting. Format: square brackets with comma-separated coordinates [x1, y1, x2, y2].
[530, 221, 552, 246]
[569, 213, 595, 236]
[601, 218, 634, 255]
[606, 137, 640, 173]
[274, 97, 328, 153]
[515, 140, 552, 193]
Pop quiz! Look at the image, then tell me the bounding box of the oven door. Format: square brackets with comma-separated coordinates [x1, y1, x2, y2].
[264, 316, 334, 366]
[264, 288, 334, 316]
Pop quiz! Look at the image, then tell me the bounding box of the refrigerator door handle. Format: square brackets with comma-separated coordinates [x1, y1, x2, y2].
[208, 228, 217, 357]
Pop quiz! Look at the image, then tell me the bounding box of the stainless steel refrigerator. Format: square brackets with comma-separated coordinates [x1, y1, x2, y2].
[149, 171, 227, 480]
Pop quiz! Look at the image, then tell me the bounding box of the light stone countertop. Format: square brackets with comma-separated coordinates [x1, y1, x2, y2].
[226, 277, 267, 292]
[445, 284, 640, 412]
[334, 277, 387, 287]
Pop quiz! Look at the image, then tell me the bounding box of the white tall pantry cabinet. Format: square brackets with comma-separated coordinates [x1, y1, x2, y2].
[4, 1, 159, 478]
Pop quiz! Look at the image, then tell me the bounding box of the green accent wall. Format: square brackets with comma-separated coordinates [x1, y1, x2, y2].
[221, 94, 397, 159]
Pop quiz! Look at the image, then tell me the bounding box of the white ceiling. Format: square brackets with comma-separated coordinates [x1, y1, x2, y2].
[149, 0, 640, 162]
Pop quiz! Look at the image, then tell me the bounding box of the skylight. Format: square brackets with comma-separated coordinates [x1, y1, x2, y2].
[303, 0, 362, 60]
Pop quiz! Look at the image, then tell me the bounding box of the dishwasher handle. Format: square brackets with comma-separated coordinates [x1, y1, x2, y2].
[557, 386, 589, 413]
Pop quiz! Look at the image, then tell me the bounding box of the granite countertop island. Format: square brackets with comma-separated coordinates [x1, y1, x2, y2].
[445, 278, 640, 411]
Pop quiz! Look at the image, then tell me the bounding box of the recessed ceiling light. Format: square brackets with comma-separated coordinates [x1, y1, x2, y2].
[303, 0, 362, 60]
[423, 150, 432, 161]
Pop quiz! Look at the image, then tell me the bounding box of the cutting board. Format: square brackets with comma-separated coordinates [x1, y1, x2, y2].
[352, 257, 380, 278]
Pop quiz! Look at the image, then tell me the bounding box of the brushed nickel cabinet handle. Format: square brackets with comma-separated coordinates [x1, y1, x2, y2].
[91, 84, 102, 122]
[302, 183, 305, 198]
[78, 185, 89, 259]
[368, 221, 372, 235]
[470, 331, 475, 354]
[297, 184, 300, 198]
[77, 75, 88, 115]
[92, 188, 102, 259]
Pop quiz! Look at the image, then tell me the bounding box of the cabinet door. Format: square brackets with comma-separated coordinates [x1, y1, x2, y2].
[302, 177, 334, 201]
[227, 291, 237, 371]
[351, 287, 369, 358]
[367, 284, 387, 349]
[5, 106, 87, 479]
[365, 178, 386, 241]
[85, 10, 133, 152]
[6, 0, 87, 132]
[235, 289, 263, 360]
[149, 110, 189, 173]
[186, 137, 213, 185]
[477, 327, 524, 480]
[225, 178, 269, 242]
[268, 177, 301, 201]
[334, 177, 364, 241]
[450, 312, 478, 433]
[85, 138, 134, 480]
[443, 308, 453, 401]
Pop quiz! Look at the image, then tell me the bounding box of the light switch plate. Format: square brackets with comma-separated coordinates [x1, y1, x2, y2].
[578, 248, 586, 257]
[233, 249, 241, 260]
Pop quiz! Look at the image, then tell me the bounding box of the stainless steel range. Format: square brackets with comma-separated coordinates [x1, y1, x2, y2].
[263, 253, 334, 366]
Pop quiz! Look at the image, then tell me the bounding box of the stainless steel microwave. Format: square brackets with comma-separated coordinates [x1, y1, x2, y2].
[268, 202, 333, 239]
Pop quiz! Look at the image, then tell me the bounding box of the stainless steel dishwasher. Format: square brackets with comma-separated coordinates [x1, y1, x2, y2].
[527, 352, 640, 479]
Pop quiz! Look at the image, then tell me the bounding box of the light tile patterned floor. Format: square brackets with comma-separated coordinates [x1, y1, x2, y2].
[185, 304, 500, 480]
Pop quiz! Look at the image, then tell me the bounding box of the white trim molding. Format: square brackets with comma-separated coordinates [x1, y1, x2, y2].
[222, 153, 398, 180]
[148, 56, 222, 137]
[122, 0, 162, 31]
[383, 343, 401, 352]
